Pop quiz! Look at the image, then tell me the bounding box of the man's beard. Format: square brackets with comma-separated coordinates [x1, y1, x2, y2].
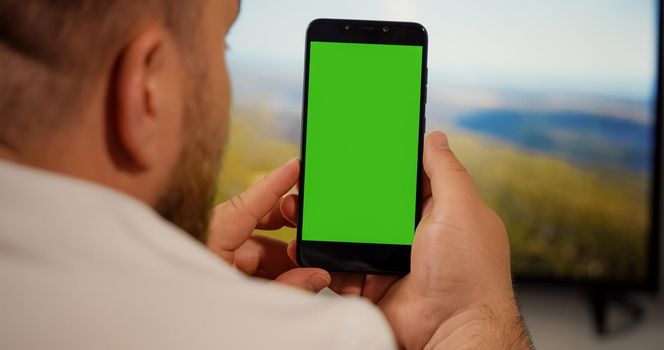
[155, 73, 224, 243]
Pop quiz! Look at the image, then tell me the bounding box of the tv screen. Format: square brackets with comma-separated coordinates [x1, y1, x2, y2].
[221, 0, 661, 289]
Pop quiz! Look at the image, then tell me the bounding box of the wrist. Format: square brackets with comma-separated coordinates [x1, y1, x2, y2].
[424, 298, 533, 350]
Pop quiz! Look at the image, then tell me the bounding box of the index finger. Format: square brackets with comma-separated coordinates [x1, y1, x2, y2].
[208, 158, 300, 252]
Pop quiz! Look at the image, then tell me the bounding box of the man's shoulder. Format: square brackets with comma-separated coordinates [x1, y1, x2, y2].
[0, 161, 395, 349]
[1, 235, 394, 350]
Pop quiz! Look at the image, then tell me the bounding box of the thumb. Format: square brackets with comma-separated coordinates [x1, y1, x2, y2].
[273, 268, 331, 293]
[423, 131, 482, 215]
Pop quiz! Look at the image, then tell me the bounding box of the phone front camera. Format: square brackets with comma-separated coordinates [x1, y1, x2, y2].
[345, 25, 350, 30]
[382, 26, 389, 33]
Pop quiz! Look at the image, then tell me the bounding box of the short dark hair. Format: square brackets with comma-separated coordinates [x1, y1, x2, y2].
[0, 0, 203, 150]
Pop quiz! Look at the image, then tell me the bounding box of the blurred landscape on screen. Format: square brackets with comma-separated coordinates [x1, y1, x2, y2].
[218, 0, 659, 283]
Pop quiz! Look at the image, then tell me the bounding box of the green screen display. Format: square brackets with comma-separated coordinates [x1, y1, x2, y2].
[301, 41, 423, 245]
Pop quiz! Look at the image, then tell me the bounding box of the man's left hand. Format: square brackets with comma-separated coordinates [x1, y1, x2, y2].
[207, 158, 331, 293]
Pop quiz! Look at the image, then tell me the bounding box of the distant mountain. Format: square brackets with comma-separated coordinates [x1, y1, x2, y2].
[457, 109, 653, 172]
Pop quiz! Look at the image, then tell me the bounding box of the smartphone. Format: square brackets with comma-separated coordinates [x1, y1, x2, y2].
[296, 19, 428, 274]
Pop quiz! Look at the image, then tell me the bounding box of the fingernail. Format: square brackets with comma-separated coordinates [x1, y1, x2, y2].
[285, 157, 299, 167]
[431, 132, 448, 148]
[307, 272, 330, 292]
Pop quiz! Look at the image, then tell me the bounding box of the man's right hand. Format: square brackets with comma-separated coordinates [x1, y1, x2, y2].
[282, 131, 532, 349]
[377, 131, 532, 349]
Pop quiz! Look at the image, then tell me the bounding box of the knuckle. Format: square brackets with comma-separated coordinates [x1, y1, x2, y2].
[440, 148, 468, 173]
[230, 193, 258, 221]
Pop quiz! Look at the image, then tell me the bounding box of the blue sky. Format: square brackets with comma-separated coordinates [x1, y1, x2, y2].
[227, 0, 658, 99]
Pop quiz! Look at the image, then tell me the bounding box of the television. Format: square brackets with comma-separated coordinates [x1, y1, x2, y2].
[220, 0, 661, 291]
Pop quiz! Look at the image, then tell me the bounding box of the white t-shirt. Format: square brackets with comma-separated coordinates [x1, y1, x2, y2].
[0, 160, 395, 349]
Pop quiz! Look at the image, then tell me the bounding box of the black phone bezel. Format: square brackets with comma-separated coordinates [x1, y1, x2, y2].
[296, 18, 428, 275]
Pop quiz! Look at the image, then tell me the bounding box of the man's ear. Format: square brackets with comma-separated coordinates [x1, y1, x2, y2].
[111, 25, 171, 171]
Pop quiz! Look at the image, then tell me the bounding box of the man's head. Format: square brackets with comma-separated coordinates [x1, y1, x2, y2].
[0, 0, 240, 241]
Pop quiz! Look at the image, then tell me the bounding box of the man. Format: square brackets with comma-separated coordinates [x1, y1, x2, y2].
[0, 0, 533, 349]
